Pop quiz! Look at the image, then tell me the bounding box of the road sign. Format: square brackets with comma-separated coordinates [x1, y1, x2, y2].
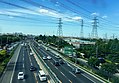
[63, 46, 73, 56]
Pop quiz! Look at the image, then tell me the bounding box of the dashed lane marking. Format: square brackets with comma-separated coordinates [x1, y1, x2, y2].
[47, 80, 50, 83]
[33, 72, 38, 83]
[23, 63, 24, 68]
[69, 80, 72, 83]
[69, 71, 76, 77]
[23, 57, 24, 61]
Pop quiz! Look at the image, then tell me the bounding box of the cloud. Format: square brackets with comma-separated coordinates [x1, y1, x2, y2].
[1, 8, 82, 22]
[91, 12, 99, 16]
[72, 16, 82, 21]
[102, 15, 107, 18]
[38, 8, 61, 18]
[0, 10, 23, 16]
[39, 9, 49, 13]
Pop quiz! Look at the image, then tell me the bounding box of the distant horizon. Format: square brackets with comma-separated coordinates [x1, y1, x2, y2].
[0, 32, 118, 40]
[0, 0, 119, 39]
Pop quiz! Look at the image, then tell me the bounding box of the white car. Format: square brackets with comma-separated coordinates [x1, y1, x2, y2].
[18, 72, 24, 80]
[30, 52, 34, 56]
[38, 70, 47, 81]
[43, 56, 47, 60]
[47, 56, 52, 59]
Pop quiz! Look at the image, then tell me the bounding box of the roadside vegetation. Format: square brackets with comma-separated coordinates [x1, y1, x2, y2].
[35, 35, 119, 82]
[0, 34, 23, 76]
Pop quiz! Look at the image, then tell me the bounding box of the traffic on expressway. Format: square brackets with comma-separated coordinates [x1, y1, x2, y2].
[0, 40, 106, 83]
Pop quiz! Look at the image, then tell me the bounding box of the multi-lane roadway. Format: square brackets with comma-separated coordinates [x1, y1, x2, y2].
[32, 41, 103, 83]
[1, 40, 105, 83]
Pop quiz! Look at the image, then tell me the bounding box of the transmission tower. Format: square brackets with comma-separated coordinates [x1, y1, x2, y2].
[80, 19, 84, 38]
[91, 16, 98, 39]
[57, 18, 63, 37]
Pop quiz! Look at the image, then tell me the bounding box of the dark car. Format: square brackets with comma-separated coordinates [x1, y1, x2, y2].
[59, 59, 65, 64]
[73, 68, 81, 74]
[30, 66, 36, 71]
[54, 61, 60, 66]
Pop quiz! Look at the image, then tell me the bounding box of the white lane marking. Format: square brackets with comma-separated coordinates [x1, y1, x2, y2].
[23, 63, 24, 68]
[67, 63, 74, 69]
[81, 74, 96, 83]
[69, 71, 76, 77]
[23, 57, 24, 61]
[10, 46, 21, 83]
[60, 71, 72, 83]
[31, 63, 33, 66]
[61, 72, 65, 77]
[27, 49, 32, 66]
[49, 61, 71, 83]
[23, 79, 25, 82]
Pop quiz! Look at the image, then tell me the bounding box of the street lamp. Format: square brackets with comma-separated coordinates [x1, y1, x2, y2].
[73, 52, 77, 64]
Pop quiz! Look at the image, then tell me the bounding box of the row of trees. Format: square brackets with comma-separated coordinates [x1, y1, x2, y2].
[35, 35, 119, 81]
[79, 38, 119, 81]
[35, 35, 71, 48]
[0, 34, 21, 47]
[0, 34, 23, 63]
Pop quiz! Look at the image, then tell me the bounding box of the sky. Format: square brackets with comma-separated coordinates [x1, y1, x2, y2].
[0, 0, 119, 38]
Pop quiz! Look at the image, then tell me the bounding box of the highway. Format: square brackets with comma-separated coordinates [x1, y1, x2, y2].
[12, 45, 35, 83]
[32, 42, 95, 83]
[0, 40, 104, 83]
[1, 42, 48, 83]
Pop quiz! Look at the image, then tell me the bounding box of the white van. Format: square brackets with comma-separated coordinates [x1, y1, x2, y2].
[38, 70, 47, 81]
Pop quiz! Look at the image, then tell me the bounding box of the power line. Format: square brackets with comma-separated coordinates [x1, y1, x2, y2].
[65, 0, 119, 28]
[0, 1, 57, 23]
[50, 0, 92, 20]
[20, 0, 59, 14]
[0, 0, 38, 14]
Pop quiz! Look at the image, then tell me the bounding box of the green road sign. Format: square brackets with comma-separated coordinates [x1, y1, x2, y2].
[64, 46, 73, 56]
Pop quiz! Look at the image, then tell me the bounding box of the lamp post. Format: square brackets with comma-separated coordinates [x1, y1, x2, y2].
[73, 52, 77, 64]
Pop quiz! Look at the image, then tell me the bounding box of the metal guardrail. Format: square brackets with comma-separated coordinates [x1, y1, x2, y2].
[31, 45, 60, 83]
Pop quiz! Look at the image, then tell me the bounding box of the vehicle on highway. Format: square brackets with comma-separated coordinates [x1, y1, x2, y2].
[18, 72, 24, 80]
[59, 59, 65, 64]
[38, 70, 47, 82]
[56, 54, 61, 59]
[43, 56, 47, 60]
[72, 68, 81, 74]
[47, 56, 52, 59]
[54, 61, 60, 66]
[45, 47, 49, 51]
[30, 52, 34, 56]
[30, 66, 36, 71]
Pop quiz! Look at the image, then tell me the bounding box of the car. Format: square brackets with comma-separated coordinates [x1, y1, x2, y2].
[18, 72, 24, 80]
[59, 59, 65, 64]
[38, 70, 47, 82]
[45, 47, 49, 51]
[47, 56, 52, 59]
[54, 61, 60, 66]
[43, 56, 47, 60]
[56, 54, 61, 59]
[30, 52, 34, 56]
[30, 66, 36, 71]
[72, 68, 81, 74]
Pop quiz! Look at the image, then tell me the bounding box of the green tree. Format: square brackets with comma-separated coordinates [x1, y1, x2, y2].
[88, 57, 100, 67]
[100, 63, 117, 77]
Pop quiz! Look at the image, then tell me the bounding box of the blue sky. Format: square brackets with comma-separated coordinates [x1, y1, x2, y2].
[0, 0, 119, 38]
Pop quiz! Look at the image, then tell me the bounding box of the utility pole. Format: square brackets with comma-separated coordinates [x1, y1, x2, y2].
[96, 45, 98, 58]
[80, 19, 84, 38]
[91, 16, 98, 39]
